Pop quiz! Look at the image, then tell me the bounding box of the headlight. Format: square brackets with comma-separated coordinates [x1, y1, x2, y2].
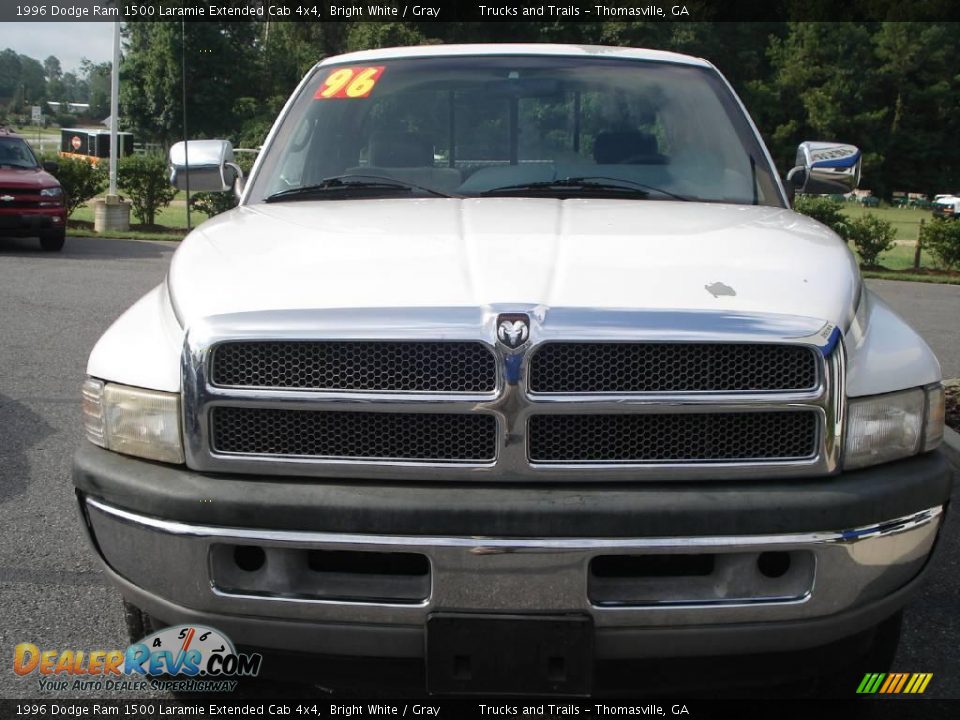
[39, 186, 63, 206]
[81, 378, 184, 464]
[844, 384, 944, 470]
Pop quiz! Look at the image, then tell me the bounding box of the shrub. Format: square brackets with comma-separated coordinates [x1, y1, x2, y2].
[189, 189, 237, 218]
[50, 155, 107, 217]
[793, 195, 850, 239]
[921, 217, 960, 271]
[118, 153, 176, 226]
[846, 214, 898, 268]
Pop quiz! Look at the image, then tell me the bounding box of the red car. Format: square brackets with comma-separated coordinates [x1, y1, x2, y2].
[0, 128, 67, 251]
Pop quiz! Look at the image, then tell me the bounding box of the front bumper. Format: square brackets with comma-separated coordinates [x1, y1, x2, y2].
[74, 445, 953, 659]
[0, 208, 65, 235]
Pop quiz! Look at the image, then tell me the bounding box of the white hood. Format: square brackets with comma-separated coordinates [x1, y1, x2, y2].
[168, 198, 860, 330]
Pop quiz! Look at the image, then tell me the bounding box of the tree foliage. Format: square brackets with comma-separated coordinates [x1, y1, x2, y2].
[921, 218, 960, 271]
[846, 214, 898, 268]
[793, 196, 850, 238]
[118, 153, 177, 226]
[50, 156, 107, 218]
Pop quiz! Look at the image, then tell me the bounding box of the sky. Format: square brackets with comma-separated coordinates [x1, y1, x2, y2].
[0, 22, 115, 74]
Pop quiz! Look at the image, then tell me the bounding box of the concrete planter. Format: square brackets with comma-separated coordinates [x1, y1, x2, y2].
[93, 196, 132, 232]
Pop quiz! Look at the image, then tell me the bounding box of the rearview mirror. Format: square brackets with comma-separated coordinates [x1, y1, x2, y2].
[169, 139, 243, 193]
[785, 141, 861, 203]
[42, 161, 59, 173]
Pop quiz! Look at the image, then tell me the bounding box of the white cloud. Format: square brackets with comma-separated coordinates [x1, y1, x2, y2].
[0, 22, 115, 74]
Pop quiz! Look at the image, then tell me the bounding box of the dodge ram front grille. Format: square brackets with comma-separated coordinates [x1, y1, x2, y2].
[529, 343, 818, 393]
[211, 407, 497, 462]
[527, 412, 819, 463]
[185, 309, 840, 480]
[211, 341, 497, 393]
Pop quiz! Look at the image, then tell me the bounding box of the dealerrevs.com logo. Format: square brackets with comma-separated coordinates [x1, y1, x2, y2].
[13, 625, 262, 693]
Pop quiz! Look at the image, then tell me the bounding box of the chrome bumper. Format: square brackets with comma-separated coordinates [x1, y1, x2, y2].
[82, 497, 942, 658]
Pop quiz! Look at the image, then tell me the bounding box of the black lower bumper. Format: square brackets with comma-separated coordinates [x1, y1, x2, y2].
[73, 443, 953, 537]
[0, 212, 58, 235]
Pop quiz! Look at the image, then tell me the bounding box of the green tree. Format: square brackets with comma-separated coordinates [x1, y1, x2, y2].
[0, 49, 23, 99]
[51, 156, 107, 217]
[118, 153, 177, 226]
[81, 59, 112, 118]
[920, 218, 960, 271]
[18, 55, 47, 104]
[846, 214, 897, 268]
[121, 21, 260, 144]
[793, 195, 850, 238]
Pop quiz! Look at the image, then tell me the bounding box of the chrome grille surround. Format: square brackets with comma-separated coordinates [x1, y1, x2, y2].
[182, 307, 844, 481]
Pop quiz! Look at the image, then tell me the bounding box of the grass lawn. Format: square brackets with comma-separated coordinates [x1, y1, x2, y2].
[840, 203, 932, 242]
[71, 200, 208, 233]
[838, 202, 960, 283]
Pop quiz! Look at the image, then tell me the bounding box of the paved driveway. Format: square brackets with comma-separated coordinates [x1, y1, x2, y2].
[0, 236, 957, 700]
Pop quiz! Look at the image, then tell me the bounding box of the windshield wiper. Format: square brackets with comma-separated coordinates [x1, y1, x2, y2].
[481, 176, 689, 201]
[265, 174, 456, 203]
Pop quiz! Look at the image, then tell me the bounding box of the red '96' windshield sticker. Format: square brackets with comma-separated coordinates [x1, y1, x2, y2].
[314, 66, 385, 99]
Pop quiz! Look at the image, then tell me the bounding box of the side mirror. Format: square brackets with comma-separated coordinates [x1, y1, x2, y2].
[785, 141, 861, 203]
[169, 139, 243, 193]
[42, 161, 59, 173]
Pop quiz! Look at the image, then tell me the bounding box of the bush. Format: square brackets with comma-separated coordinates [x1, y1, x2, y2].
[846, 214, 898, 268]
[921, 217, 960, 271]
[50, 155, 107, 217]
[793, 195, 850, 239]
[188, 154, 257, 218]
[118, 153, 177, 226]
[189, 190, 237, 218]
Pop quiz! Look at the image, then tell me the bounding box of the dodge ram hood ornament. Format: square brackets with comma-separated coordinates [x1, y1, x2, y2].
[497, 314, 530, 349]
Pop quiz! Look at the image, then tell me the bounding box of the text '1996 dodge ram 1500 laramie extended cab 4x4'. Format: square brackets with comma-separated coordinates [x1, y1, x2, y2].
[75, 45, 951, 696]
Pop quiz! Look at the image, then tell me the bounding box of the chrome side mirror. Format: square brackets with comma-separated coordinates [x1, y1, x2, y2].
[786, 141, 861, 203]
[169, 139, 243, 193]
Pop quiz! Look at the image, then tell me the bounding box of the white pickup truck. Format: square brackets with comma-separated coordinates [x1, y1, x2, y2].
[75, 44, 951, 696]
[933, 194, 960, 219]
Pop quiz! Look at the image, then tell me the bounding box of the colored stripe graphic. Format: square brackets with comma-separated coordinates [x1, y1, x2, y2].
[857, 672, 932, 694]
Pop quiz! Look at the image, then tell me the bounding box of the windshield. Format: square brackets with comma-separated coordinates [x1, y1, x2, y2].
[249, 55, 783, 207]
[0, 137, 40, 169]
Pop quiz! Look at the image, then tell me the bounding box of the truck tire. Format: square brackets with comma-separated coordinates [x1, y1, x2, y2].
[121, 598, 157, 645]
[39, 229, 65, 252]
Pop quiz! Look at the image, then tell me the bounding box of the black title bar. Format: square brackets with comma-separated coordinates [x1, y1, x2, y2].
[3, 0, 960, 22]
[1, 698, 957, 720]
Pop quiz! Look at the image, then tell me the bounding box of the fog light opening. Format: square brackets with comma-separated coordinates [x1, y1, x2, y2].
[757, 551, 791, 579]
[233, 545, 266, 572]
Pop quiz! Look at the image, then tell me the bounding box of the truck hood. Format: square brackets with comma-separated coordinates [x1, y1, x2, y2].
[0, 166, 60, 189]
[168, 198, 860, 331]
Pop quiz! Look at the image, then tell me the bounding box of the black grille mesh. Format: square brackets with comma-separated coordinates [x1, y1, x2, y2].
[211, 341, 496, 393]
[528, 412, 818, 463]
[530, 343, 817, 393]
[211, 407, 497, 462]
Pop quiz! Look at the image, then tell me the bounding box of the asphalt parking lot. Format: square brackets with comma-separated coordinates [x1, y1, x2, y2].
[0, 235, 958, 701]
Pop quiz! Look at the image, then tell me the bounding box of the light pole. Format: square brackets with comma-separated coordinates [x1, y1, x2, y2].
[182, 20, 191, 230]
[94, 11, 130, 233]
[108, 19, 120, 197]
